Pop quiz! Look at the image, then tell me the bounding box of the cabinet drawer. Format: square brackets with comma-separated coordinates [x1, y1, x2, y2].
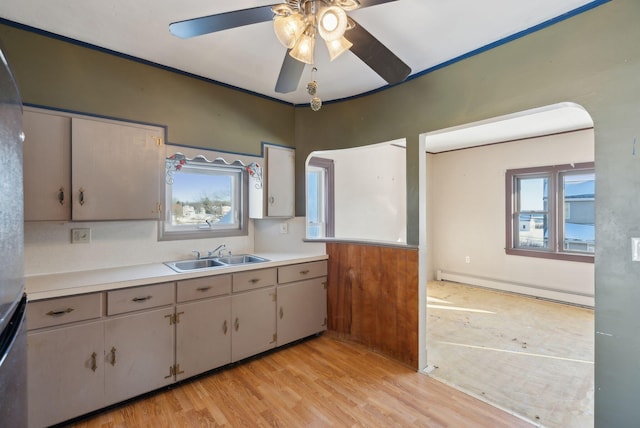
[278, 260, 328, 284]
[27, 293, 102, 330]
[232, 268, 277, 293]
[107, 282, 174, 315]
[177, 275, 231, 302]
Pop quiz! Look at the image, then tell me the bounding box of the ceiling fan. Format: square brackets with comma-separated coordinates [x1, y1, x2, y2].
[169, 0, 411, 95]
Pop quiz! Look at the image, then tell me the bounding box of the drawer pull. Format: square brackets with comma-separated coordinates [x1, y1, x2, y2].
[109, 347, 117, 366]
[46, 308, 74, 317]
[249, 278, 260, 284]
[132, 295, 152, 302]
[90, 352, 97, 372]
[223, 320, 228, 335]
[300, 269, 310, 275]
[196, 286, 212, 292]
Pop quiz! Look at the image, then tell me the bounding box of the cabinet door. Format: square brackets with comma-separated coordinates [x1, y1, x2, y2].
[265, 145, 294, 217]
[231, 287, 277, 362]
[104, 307, 174, 405]
[22, 109, 71, 221]
[27, 321, 104, 428]
[277, 277, 328, 346]
[176, 296, 231, 381]
[71, 117, 163, 220]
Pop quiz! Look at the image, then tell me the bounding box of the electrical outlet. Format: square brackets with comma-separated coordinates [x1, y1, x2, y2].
[633, 238, 640, 261]
[465, 256, 471, 264]
[71, 228, 91, 244]
[279, 222, 289, 234]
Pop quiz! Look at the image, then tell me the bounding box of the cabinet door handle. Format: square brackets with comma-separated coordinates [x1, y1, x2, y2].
[132, 295, 152, 302]
[109, 347, 117, 366]
[234, 317, 239, 332]
[46, 308, 74, 317]
[90, 352, 97, 372]
[78, 188, 85, 206]
[223, 320, 228, 335]
[279, 306, 284, 320]
[58, 187, 65, 205]
[269, 196, 275, 204]
[196, 286, 211, 292]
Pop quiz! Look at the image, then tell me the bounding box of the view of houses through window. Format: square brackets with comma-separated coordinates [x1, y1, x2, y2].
[160, 158, 247, 240]
[507, 162, 595, 261]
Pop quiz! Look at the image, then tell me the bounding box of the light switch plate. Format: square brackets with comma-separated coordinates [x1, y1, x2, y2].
[71, 228, 91, 244]
[632, 237, 640, 261]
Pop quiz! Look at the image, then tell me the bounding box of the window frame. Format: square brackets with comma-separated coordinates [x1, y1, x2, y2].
[505, 162, 594, 263]
[159, 155, 249, 241]
[306, 156, 335, 238]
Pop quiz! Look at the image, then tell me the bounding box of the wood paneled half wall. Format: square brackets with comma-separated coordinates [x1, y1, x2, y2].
[326, 242, 419, 369]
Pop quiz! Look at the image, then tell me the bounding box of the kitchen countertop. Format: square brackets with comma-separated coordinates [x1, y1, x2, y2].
[25, 252, 328, 301]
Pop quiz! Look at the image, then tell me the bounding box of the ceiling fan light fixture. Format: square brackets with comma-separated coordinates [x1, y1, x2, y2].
[318, 6, 348, 41]
[325, 36, 352, 61]
[273, 13, 306, 48]
[290, 27, 316, 64]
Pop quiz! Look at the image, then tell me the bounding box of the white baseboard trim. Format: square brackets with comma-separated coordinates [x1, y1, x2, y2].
[436, 270, 594, 308]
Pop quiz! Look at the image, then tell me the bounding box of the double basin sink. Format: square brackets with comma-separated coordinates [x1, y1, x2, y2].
[164, 254, 269, 273]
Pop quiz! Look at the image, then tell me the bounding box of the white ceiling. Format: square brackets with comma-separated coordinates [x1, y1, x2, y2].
[0, 0, 598, 105]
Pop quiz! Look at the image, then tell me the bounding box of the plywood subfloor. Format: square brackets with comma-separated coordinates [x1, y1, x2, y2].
[67, 334, 532, 428]
[427, 281, 594, 428]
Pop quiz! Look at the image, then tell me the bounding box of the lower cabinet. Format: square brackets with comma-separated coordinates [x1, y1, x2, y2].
[104, 307, 175, 405]
[176, 296, 231, 381]
[27, 260, 327, 427]
[231, 287, 277, 362]
[277, 278, 327, 346]
[27, 321, 104, 428]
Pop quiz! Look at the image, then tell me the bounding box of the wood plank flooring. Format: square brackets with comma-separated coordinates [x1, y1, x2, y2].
[67, 335, 532, 427]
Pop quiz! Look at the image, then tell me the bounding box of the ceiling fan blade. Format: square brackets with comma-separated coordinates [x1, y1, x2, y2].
[358, 0, 400, 7]
[275, 50, 306, 93]
[170, 5, 274, 38]
[347, 20, 411, 85]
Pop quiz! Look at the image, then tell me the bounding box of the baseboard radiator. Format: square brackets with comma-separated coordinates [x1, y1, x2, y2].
[436, 270, 594, 308]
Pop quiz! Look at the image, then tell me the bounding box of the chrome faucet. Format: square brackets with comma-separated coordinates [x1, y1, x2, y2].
[192, 250, 201, 259]
[208, 244, 227, 258]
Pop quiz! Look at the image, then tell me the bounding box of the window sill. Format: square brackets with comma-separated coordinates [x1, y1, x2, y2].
[505, 248, 594, 263]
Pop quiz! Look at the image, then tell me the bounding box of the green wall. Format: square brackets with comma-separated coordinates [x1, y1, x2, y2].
[293, 1, 639, 426]
[2, 1, 640, 424]
[0, 24, 295, 156]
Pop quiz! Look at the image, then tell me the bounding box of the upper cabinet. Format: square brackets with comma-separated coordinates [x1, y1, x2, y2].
[23, 109, 71, 221]
[23, 107, 164, 221]
[249, 145, 295, 219]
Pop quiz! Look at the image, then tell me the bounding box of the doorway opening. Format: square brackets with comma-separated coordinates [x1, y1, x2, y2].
[420, 102, 595, 427]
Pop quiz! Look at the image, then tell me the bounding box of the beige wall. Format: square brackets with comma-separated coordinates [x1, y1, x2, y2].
[429, 129, 594, 304]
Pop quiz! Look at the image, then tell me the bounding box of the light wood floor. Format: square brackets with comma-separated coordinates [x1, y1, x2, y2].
[67, 334, 532, 428]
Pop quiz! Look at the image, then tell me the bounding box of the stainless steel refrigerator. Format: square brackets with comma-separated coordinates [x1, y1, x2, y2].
[0, 39, 28, 427]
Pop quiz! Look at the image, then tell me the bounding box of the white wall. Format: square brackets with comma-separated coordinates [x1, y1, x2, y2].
[429, 129, 595, 305]
[328, 142, 407, 243]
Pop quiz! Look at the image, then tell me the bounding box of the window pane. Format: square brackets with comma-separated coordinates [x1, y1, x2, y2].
[517, 213, 548, 249]
[518, 177, 548, 211]
[169, 165, 239, 229]
[306, 167, 325, 238]
[562, 172, 595, 253]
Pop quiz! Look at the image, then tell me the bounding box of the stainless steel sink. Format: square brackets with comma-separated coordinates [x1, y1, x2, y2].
[215, 255, 268, 265]
[164, 254, 268, 272]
